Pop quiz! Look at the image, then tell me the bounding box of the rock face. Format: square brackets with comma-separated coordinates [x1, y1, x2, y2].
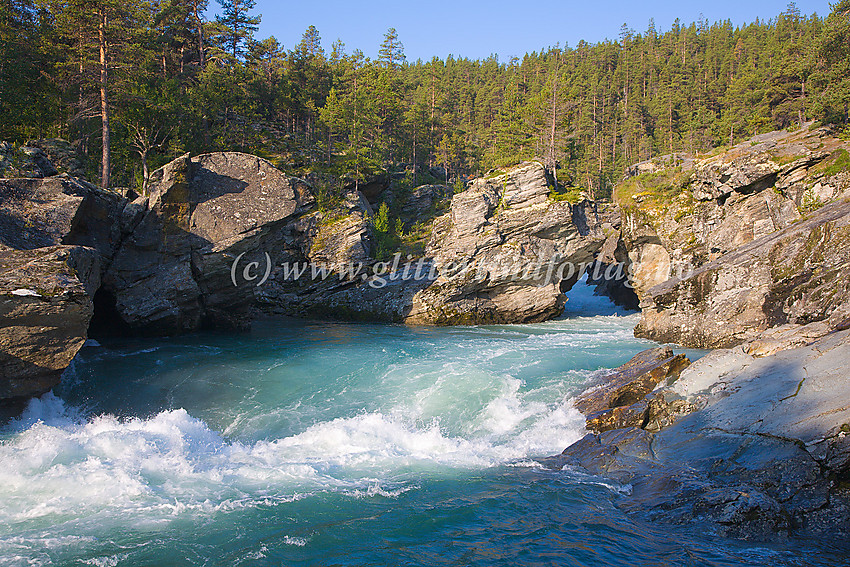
[0, 139, 85, 178]
[304, 193, 372, 267]
[0, 245, 97, 399]
[585, 234, 639, 310]
[636, 199, 850, 348]
[0, 143, 56, 178]
[406, 162, 616, 324]
[0, 175, 125, 400]
[0, 175, 124, 260]
[619, 126, 850, 348]
[550, 329, 850, 540]
[551, 128, 850, 539]
[574, 347, 691, 433]
[252, 190, 423, 323]
[260, 161, 619, 326]
[104, 153, 315, 334]
[381, 184, 453, 225]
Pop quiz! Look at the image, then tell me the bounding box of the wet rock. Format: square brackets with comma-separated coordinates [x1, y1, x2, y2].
[585, 401, 649, 433]
[551, 329, 850, 540]
[574, 347, 691, 416]
[585, 230, 640, 311]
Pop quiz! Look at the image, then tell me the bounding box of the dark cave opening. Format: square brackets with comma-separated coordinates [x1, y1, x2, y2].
[88, 288, 133, 339]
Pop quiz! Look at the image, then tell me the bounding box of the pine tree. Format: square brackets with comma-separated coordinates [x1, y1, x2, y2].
[810, 0, 850, 124]
[48, 0, 149, 189]
[215, 0, 260, 60]
[378, 27, 405, 69]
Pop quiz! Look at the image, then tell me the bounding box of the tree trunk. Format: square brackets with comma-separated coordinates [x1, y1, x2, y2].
[547, 68, 558, 174]
[99, 8, 110, 191]
[412, 122, 417, 185]
[429, 73, 435, 168]
[194, 3, 210, 146]
[194, 3, 206, 68]
[354, 71, 359, 191]
[141, 149, 149, 194]
[668, 97, 673, 155]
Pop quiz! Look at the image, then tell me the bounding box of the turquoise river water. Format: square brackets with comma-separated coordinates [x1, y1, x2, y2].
[1, 282, 848, 566]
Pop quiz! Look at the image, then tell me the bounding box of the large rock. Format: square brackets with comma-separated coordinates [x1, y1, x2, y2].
[0, 175, 125, 262]
[105, 152, 315, 334]
[252, 190, 423, 322]
[618, 126, 850, 348]
[548, 329, 850, 540]
[636, 199, 850, 348]
[0, 143, 57, 178]
[380, 184, 453, 225]
[0, 175, 124, 401]
[573, 347, 691, 433]
[0, 245, 97, 399]
[0, 139, 86, 179]
[405, 162, 616, 325]
[305, 193, 372, 266]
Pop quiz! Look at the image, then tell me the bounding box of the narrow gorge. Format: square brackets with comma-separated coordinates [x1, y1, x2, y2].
[2, 123, 850, 542]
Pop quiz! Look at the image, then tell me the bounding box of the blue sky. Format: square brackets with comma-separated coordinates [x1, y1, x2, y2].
[210, 0, 833, 62]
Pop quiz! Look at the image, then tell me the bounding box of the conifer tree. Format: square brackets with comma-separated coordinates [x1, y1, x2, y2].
[378, 27, 405, 69]
[810, 0, 850, 124]
[215, 0, 260, 60]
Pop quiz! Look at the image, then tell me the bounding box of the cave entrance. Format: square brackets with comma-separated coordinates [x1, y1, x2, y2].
[560, 262, 640, 317]
[88, 288, 133, 339]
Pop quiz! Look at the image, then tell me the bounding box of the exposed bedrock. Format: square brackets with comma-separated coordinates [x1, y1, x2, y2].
[405, 162, 619, 324]
[550, 329, 850, 540]
[104, 152, 316, 334]
[635, 199, 850, 348]
[0, 245, 97, 400]
[618, 126, 850, 348]
[551, 128, 850, 539]
[573, 346, 691, 434]
[0, 172, 122, 400]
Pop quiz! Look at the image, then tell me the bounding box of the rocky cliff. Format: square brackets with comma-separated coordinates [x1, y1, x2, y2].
[618, 125, 850, 348]
[406, 162, 617, 324]
[241, 161, 616, 325]
[0, 174, 124, 399]
[550, 125, 850, 540]
[104, 152, 315, 334]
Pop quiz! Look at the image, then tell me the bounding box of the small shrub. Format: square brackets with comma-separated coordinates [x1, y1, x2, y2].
[822, 149, 850, 177]
[549, 186, 584, 204]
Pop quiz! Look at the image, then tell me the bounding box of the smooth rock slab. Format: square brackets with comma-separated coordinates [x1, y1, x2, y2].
[550, 329, 850, 540]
